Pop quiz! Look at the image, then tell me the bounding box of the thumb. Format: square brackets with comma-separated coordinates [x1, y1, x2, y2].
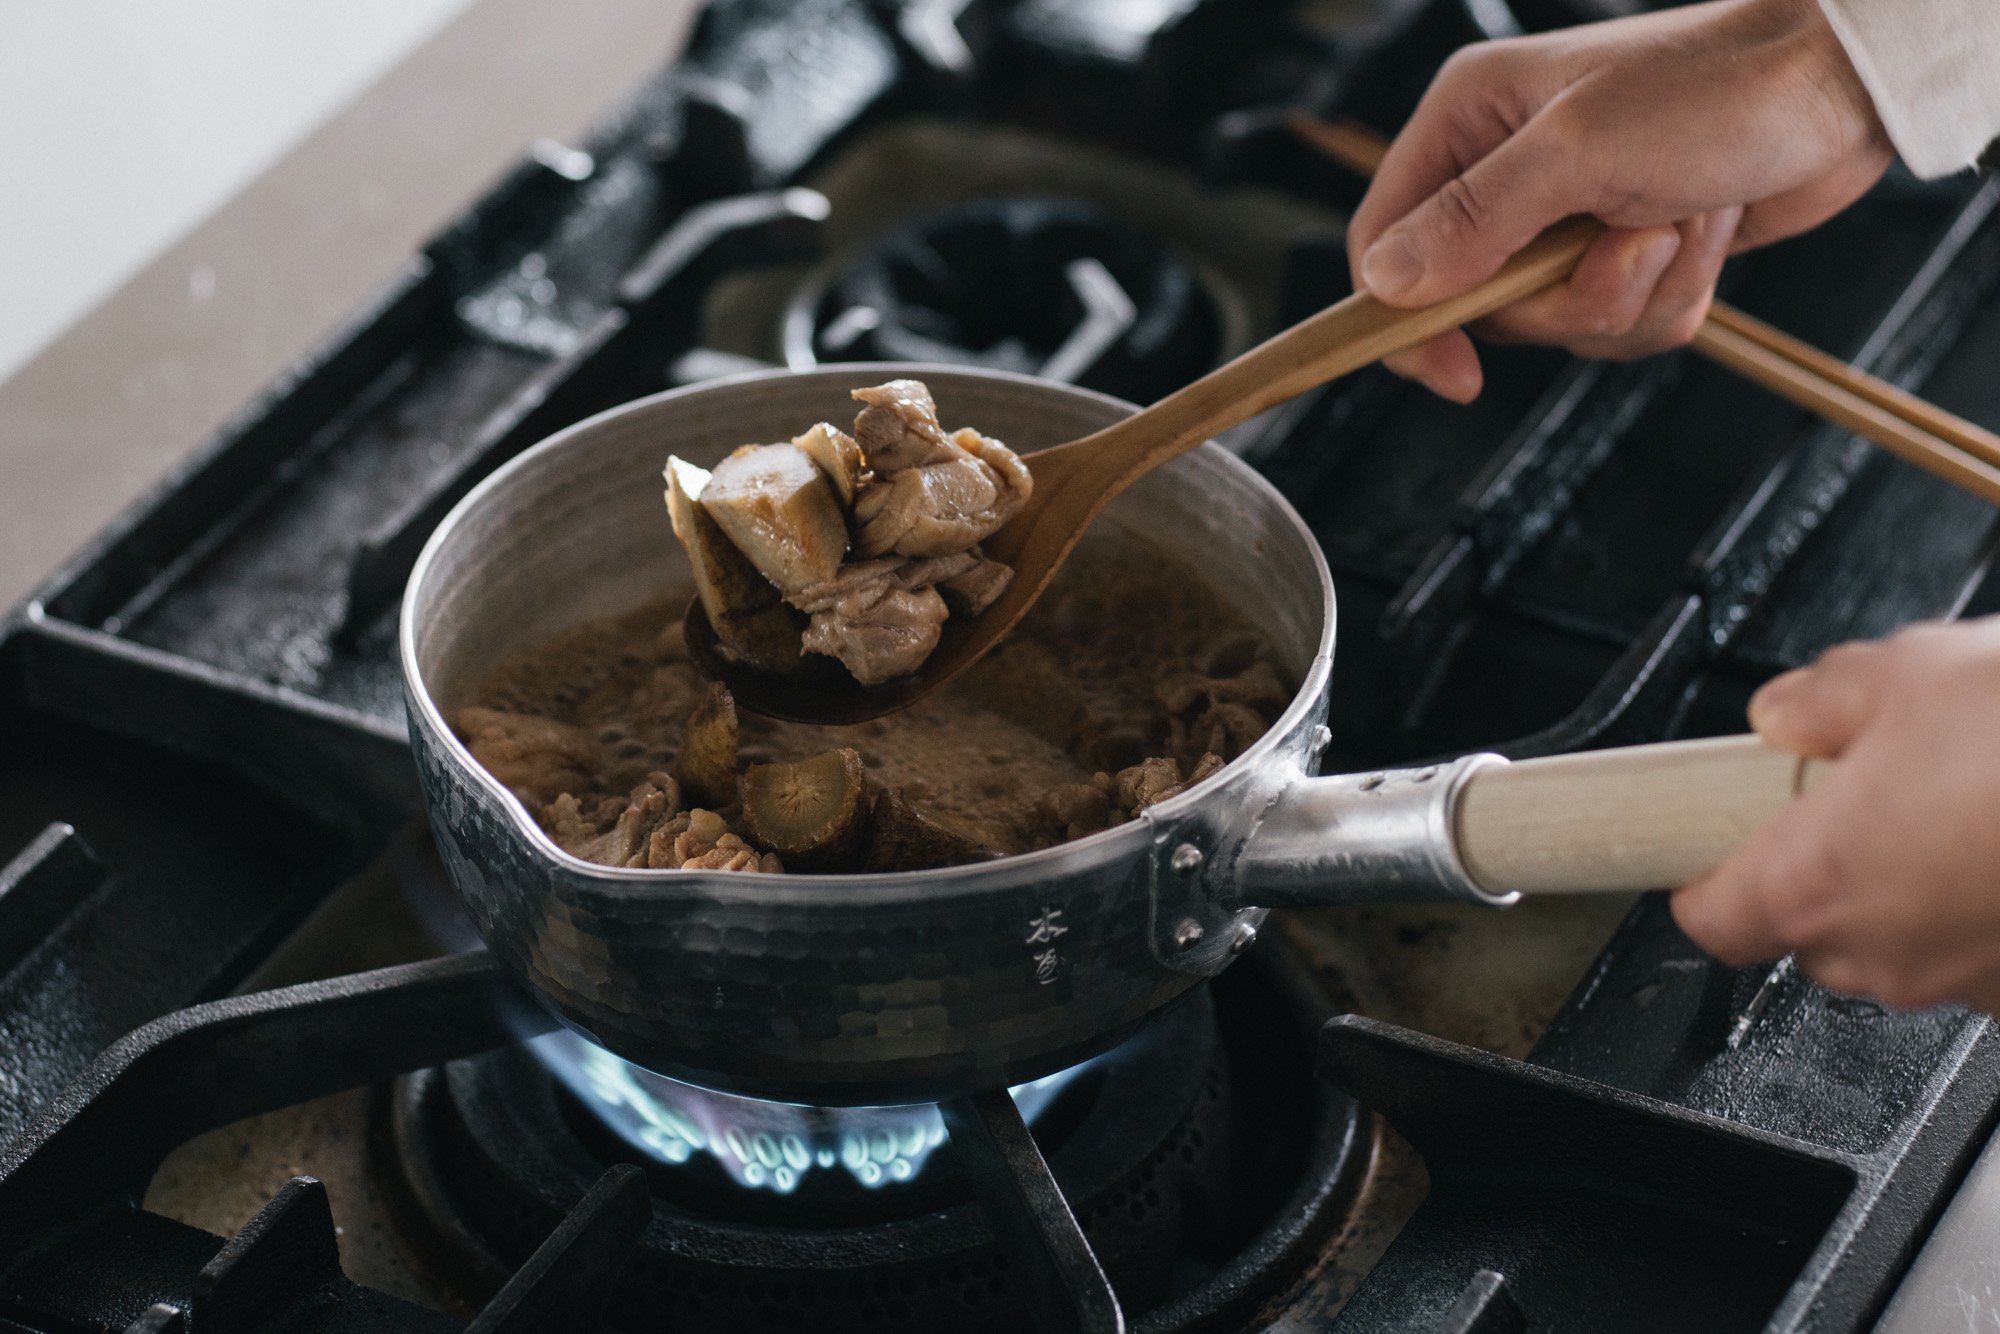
[1748, 642, 1888, 759]
[1358, 113, 1587, 307]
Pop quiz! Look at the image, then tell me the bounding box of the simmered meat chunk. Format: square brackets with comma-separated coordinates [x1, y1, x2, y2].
[1038, 779, 1113, 841]
[1111, 752, 1227, 817]
[665, 380, 1034, 686]
[788, 553, 978, 613]
[456, 707, 599, 806]
[789, 554, 992, 684]
[850, 380, 957, 472]
[850, 426, 1032, 560]
[637, 807, 783, 872]
[801, 585, 951, 686]
[540, 774, 682, 866]
[939, 555, 1013, 615]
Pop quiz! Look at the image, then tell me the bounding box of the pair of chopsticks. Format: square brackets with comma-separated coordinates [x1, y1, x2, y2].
[1287, 113, 2000, 508]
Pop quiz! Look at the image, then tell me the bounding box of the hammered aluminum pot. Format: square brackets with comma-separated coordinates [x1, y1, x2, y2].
[402, 364, 1814, 1105]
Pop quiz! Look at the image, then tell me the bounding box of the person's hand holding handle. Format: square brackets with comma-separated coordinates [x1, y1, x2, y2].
[1453, 735, 1827, 895]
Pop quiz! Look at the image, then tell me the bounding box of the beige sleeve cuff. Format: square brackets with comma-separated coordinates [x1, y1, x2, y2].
[1819, 0, 2000, 178]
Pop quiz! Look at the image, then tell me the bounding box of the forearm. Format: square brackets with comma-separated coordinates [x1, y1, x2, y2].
[1819, 0, 2000, 177]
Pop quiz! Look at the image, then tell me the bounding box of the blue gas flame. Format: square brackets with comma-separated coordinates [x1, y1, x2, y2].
[534, 1029, 1094, 1193]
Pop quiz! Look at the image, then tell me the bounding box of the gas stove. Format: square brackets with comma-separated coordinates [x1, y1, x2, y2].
[5, 0, 2000, 1330]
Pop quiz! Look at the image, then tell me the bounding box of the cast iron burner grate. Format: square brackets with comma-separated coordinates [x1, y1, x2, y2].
[9, 0, 2000, 1329]
[783, 198, 1227, 403]
[389, 955, 1366, 1333]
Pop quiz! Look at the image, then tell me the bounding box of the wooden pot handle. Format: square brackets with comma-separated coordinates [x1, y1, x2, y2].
[1455, 735, 1830, 895]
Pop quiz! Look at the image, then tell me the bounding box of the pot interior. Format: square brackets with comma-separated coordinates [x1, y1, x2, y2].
[407, 366, 1331, 801]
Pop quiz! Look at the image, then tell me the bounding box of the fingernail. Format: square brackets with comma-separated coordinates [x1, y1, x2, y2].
[1361, 232, 1424, 300]
[1748, 670, 1804, 728]
[1632, 228, 1681, 278]
[1428, 365, 1481, 404]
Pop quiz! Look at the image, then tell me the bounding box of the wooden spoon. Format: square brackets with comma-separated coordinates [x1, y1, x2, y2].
[688, 216, 1598, 723]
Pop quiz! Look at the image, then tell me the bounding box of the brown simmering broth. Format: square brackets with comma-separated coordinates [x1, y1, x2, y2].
[457, 540, 1289, 871]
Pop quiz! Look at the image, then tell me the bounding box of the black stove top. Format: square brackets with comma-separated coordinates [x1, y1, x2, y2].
[5, 1, 2000, 1330]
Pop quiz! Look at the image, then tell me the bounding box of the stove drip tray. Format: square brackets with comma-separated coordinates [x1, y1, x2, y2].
[783, 197, 1227, 404]
[390, 950, 1367, 1333]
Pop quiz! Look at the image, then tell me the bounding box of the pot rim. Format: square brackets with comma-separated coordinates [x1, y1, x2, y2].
[400, 362, 1337, 902]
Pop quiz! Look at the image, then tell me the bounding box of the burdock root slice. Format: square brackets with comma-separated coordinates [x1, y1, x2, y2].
[697, 442, 849, 595]
[865, 787, 997, 872]
[665, 457, 803, 674]
[740, 748, 871, 871]
[674, 683, 739, 808]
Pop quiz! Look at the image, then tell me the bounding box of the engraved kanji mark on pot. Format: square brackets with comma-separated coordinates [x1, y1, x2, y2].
[1026, 907, 1068, 984]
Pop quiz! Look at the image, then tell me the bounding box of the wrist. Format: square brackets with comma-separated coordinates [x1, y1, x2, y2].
[1764, 0, 1890, 159]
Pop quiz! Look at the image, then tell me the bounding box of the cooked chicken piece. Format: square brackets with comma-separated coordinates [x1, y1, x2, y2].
[1188, 702, 1267, 761]
[682, 836, 780, 872]
[951, 427, 1033, 511]
[1185, 752, 1227, 787]
[850, 439, 1032, 560]
[1108, 753, 1226, 821]
[850, 380, 957, 472]
[801, 585, 950, 686]
[786, 552, 979, 614]
[698, 442, 849, 594]
[456, 707, 599, 806]
[665, 456, 804, 673]
[543, 774, 683, 866]
[850, 460, 983, 559]
[845, 386, 1032, 562]
[643, 807, 782, 872]
[939, 554, 1013, 615]
[540, 792, 593, 850]
[1037, 781, 1113, 841]
[795, 421, 865, 505]
[1114, 757, 1188, 815]
[1156, 659, 1290, 717]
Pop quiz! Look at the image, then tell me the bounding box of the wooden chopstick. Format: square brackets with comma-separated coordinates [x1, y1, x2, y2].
[1691, 319, 2000, 505]
[1700, 303, 2000, 473]
[1287, 112, 1388, 176]
[1285, 111, 2000, 509]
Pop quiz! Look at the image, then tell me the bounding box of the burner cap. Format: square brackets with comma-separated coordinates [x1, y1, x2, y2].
[784, 198, 1226, 403]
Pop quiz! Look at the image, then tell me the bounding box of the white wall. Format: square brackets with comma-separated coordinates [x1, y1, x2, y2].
[0, 0, 479, 384]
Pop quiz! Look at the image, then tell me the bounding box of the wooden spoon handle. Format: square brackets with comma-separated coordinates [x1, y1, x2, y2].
[1087, 215, 1598, 469]
[1455, 735, 1830, 894]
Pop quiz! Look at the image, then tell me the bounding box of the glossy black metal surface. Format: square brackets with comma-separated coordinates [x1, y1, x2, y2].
[1320, 896, 2000, 1332]
[788, 197, 1224, 402]
[0, 957, 579, 1332]
[939, 1089, 1126, 1334]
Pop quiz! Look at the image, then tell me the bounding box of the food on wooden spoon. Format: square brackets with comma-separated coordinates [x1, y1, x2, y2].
[664, 380, 1032, 685]
[665, 457, 804, 674]
[698, 443, 849, 594]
